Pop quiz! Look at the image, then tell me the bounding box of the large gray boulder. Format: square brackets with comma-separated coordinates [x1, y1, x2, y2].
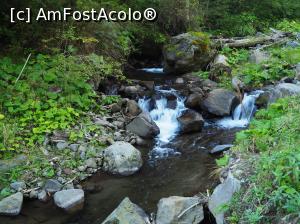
[156, 196, 204, 224]
[102, 197, 150, 224]
[177, 110, 204, 134]
[103, 141, 143, 176]
[208, 173, 241, 224]
[54, 189, 84, 213]
[201, 89, 239, 116]
[126, 112, 159, 139]
[185, 93, 203, 110]
[163, 32, 215, 74]
[0, 192, 23, 216]
[256, 83, 300, 107]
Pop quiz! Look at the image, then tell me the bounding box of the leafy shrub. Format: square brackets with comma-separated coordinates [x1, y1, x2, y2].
[276, 19, 300, 33]
[0, 54, 123, 156]
[229, 97, 300, 223]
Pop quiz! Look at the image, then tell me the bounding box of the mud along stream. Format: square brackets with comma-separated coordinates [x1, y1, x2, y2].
[0, 69, 260, 224]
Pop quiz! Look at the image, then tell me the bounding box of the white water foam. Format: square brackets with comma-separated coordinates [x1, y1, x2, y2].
[141, 68, 164, 74]
[217, 91, 263, 129]
[138, 87, 186, 159]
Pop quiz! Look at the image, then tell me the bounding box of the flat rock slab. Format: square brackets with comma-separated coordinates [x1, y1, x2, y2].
[210, 144, 233, 154]
[208, 173, 241, 224]
[0, 192, 23, 216]
[156, 196, 204, 224]
[102, 197, 150, 224]
[54, 189, 84, 212]
[103, 141, 143, 176]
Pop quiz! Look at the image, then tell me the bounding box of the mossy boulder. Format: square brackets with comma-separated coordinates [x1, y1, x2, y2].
[163, 32, 215, 74]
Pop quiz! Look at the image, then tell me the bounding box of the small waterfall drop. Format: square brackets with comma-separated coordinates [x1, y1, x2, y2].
[138, 87, 186, 159]
[141, 68, 164, 74]
[217, 91, 263, 129]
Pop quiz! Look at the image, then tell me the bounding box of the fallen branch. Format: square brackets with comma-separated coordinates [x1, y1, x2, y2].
[177, 201, 202, 219]
[214, 29, 293, 49]
[15, 53, 31, 84]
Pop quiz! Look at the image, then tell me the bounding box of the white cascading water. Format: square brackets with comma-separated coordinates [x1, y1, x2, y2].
[141, 68, 164, 74]
[217, 91, 263, 129]
[139, 87, 186, 159]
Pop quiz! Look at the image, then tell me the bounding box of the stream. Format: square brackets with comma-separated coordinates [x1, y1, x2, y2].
[0, 68, 261, 224]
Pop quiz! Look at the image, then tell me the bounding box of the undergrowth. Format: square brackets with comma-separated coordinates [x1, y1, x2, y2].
[227, 97, 300, 223]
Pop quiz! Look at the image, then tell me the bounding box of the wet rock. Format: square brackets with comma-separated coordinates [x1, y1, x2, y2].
[201, 89, 239, 116]
[54, 189, 84, 213]
[0, 192, 23, 216]
[125, 100, 142, 117]
[185, 93, 203, 110]
[38, 190, 48, 202]
[85, 158, 97, 169]
[280, 76, 294, 83]
[103, 141, 143, 176]
[210, 144, 234, 154]
[44, 179, 62, 193]
[249, 49, 269, 64]
[163, 32, 215, 74]
[177, 110, 204, 134]
[209, 54, 231, 81]
[208, 173, 241, 224]
[102, 197, 150, 224]
[124, 85, 143, 97]
[10, 181, 26, 192]
[126, 112, 160, 139]
[156, 196, 204, 224]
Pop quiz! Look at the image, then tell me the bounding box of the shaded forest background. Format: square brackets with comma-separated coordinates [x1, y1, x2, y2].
[1, 0, 300, 59]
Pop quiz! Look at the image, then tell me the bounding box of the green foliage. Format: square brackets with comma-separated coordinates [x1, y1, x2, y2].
[216, 154, 230, 168]
[0, 54, 123, 156]
[276, 20, 300, 33]
[221, 47, 249, 66]
[229, 97, 300, 223]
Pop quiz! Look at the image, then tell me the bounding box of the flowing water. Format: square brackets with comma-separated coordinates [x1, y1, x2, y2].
[216, 91, 263, 129]
[139, 87, 186, 160]
[0, 69, 262, 224]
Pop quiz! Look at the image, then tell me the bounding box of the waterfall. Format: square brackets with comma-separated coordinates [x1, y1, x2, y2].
[138, 87, 186, 159]
[141, 68, 164, 74]
[217, 91, 263, 129]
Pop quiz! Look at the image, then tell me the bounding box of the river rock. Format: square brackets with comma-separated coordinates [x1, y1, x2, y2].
[38, 190, 48, 202]
[185, 93, 203, 110]
[44, 179, 62, 193]
[0, 154, 27, 173]
[85, 158, 97, 169]
[0, 192, 23, 216]
[257, 83, 300, 107]
[125, 100, 142, 117]
[210, 144, 234, 154]
[126, 112, 160, 139]
[54, 189, 84, 213]
[276, 83, 300, 96]
[156, 196, 204, 224]
[201, 89, 239, 116]
[249, 49, 269, 64]
[177, 110, 204, 134]
[10, 181, 26, 192]
[103, 141, 143, 176]
[163, 32, 215, 74]
[208, 172, 241, 224]
[102, 197, 150, 224]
